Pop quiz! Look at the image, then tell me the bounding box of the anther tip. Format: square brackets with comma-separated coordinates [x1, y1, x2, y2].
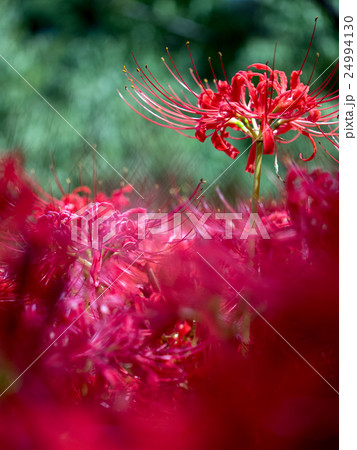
[218, 51, 222, 57]
[186, 41, 190, 45]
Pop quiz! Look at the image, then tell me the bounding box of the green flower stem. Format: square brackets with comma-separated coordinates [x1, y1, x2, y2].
[247, 139, 263, 262]
[251, 139, 263, 214]
[242, 140, 263, 356]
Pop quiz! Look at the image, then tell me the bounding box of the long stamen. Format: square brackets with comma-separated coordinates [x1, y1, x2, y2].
[317, 124, 340, 149]
[207, 56, 236, 112]
[161, 55, 200, 98]
[268, 44, 278, 112]
[50, 154, 66, 196]
[318, 140, 339, 162]
[264, 61, 270, 123]
[298, 16, 318, 75]
[126, 62, 206, 117]
[144, 64, 186, 101]
[305, 52, 320, 87]
[162, 46, 201, 98]
[185, 41, 205, 89]
[310, 63, 339, 98]
[188, 68, 214, 103]
[118, 87, 196, 132]
[218, 52, 229, 84]
[128, 59, 197, 111]
[208, 56, 218, 85]
[136, 69, 200, 115]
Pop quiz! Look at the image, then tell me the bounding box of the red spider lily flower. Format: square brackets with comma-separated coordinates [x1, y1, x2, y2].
[119, 21, 338, 173]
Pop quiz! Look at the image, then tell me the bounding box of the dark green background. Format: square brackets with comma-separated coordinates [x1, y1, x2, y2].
[0, 0, 338, 204]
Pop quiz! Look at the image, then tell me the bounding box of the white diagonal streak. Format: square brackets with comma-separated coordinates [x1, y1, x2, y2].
[0, 52, 144, 199]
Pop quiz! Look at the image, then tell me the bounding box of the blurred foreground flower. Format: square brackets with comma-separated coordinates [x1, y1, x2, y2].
[0, 154, 338, 448]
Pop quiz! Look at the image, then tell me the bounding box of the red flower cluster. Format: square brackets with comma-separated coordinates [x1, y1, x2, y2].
[0, 154, 338, 448]
[194, 62, 338, 172]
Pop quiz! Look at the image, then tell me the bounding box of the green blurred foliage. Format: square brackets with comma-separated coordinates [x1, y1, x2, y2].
[0, 0, 338, 202]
